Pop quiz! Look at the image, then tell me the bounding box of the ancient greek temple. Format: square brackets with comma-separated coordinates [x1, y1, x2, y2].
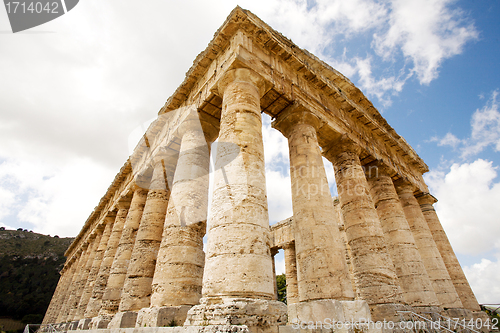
[42, 7, 487, 333]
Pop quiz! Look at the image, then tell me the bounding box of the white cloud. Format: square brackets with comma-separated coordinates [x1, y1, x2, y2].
[425, 159, 500, 304]
[0, 157, 115, 237]
[432, 132, 463, 149]
[0, 187, 16, 220]
[275, 252, 285, 275]
[462, 90, 500, 157]
[425, 159, 500, 256]
[374, 0, 478, 84]
[0, 0, 479, 237]
[266, 169, 293, 225]
[463, 258, 500, 304]
[431, 90, 500, 158]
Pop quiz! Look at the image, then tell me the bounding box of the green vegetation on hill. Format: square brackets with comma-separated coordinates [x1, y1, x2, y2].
[276, 273, 286, 304]
[0, 229, 73, 325]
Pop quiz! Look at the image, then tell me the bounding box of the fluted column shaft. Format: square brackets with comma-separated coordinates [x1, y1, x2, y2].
[100, 187, 148, 316]
[395, 181, 463, 309]
[273, 109, 354, 302]
[366, 165, 439, 307]
[63, 244, 91, 322]
[75, 226, 105, 319]
[202, 67, 274, 299]
[283, 243, 299, 305]
[70, 234, 102, 321]
[84, 217, 115, 318]
[45, 261, 74, 323]
[85, 209, 128, 317]
[324, 139, 403, 307]
[118, 161, 169, 312]
[417, 193, 480, 311]
[58, 250, 86, 322]
[151, 110, 217, 307]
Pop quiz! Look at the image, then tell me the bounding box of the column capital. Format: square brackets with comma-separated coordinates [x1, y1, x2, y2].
[416, 192, 438, 206]
[323, 135, 361, 162]
[272, 103, 322, 138]
[218, 67, 267, 97]
[363, 160, 395, 179]
[115, 200, 131, 211]
[393, 178, 417, 194]
[198, 110, 220, 144]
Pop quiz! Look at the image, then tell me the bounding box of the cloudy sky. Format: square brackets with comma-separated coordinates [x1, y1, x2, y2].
[1, 0, 499, 304]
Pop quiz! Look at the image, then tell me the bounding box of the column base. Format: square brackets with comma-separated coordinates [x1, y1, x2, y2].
[67, 320, 79, 330]
[185, 297, 287, 333]
[90, 315, 113, 329]
[108, 311, 138, 328]
[444, 307, 472, 319]
[76, 318, 91, 330]
[136, 306, 192, 327]
[472, 311, 491, 333]
[370, 303, 410, 322]
[288, 299, 371, 326]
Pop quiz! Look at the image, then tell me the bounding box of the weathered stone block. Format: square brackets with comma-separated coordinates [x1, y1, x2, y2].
[108, 311, 138, 328]
[136, 306, 192, 327]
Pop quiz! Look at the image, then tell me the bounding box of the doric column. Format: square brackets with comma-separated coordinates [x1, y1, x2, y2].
[55, 259, 78, 323]
[45, 259, 75, 324]
[417, 193, 481, 312]
[63, 243, 91, 323]
[394, 180, 463, 309]
[323, 137, 404, 321]
[58, 249, 87, 323]
[99, 186, 148, 317]
[69, 233, 102, 322]
[110, 158, 169, 328]
[185, 68, 286, 331]
[139, 110, 219, 327]
[283, 243, 298, 305]
[365, 163, 440, 309]
[75, 226, 105, 327]
[85, 208, 127, 320]
[84, 216, 114, 321]
[271, 249, 278, 301]
[272, 106, 355, 321]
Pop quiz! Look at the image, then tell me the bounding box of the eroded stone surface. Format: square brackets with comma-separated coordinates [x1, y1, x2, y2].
[42, 7, 484, 331]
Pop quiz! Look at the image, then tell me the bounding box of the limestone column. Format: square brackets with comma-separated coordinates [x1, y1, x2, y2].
[55, 257, 79, 323]
[83, 216, 114, 321]
[58, 249, 87, 323]
[273, 107, 354, 303]
[74, 227, 104, 327]
[99, 186, 148, 318]
[85, 208, 128, 320]
[365, 163, 440, 310]
[185, 68, 286, 330]
[394, 180, 463, 310]
[111, 158, 169, 328]
[283, 243, 298, 305]
[271, 249, 278, 301]
[323, 137, 404, 321]
[70, 233, 103, 322]
[63, 243, 91, 323]
[417, 193, 481, 312]
[44, 261, 73, 324]
[139, 110, 218, 327]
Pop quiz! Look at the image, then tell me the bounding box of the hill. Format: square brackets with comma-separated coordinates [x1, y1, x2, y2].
[0, 228, 73, 329]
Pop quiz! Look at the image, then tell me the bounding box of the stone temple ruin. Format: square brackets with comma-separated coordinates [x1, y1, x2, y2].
[42, 7, 487, 333]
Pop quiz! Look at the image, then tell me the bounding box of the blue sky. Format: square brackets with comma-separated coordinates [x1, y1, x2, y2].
[1, 0, 499, 303]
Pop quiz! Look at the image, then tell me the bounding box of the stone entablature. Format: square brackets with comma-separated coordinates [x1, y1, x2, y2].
[43, 7, 486, 333]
